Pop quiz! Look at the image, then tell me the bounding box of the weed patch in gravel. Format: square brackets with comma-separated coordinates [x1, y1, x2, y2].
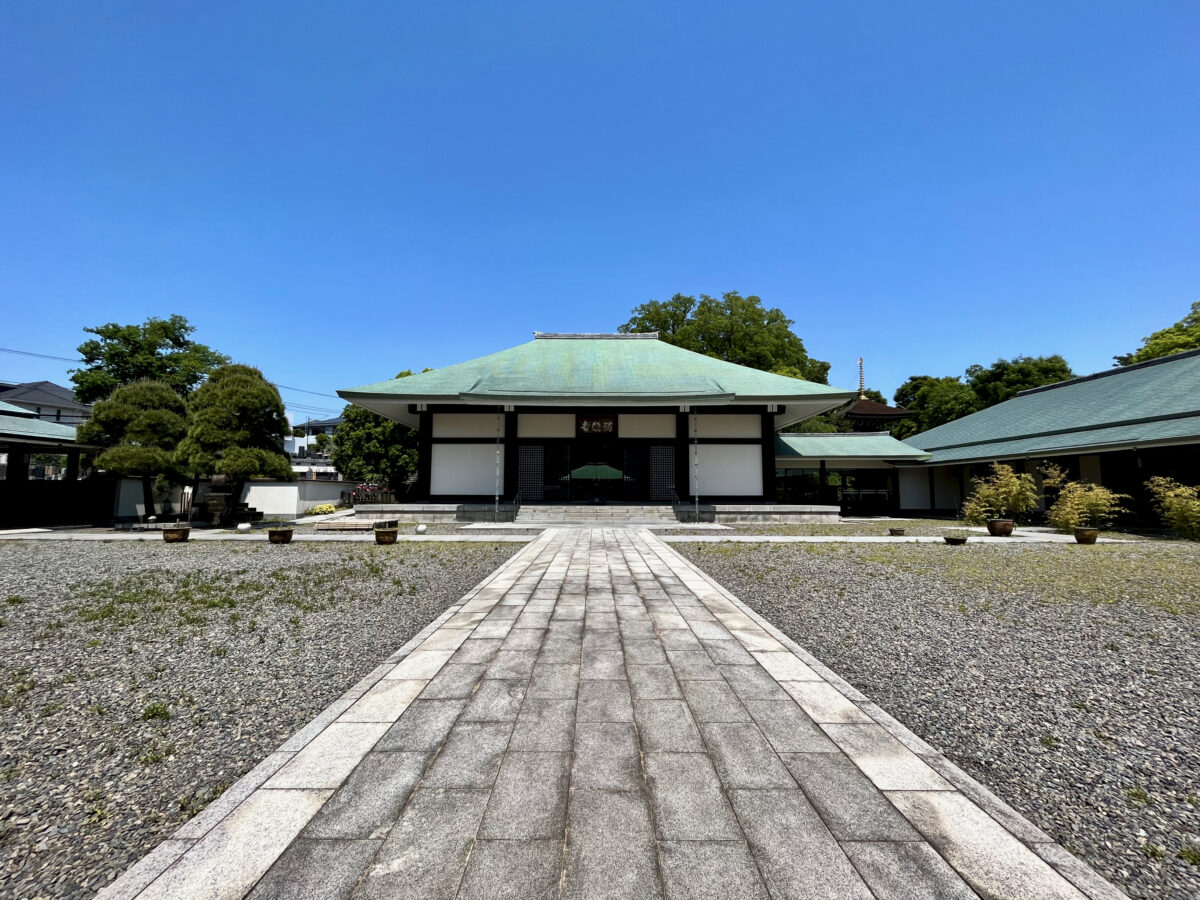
[0, 539, 517, 900]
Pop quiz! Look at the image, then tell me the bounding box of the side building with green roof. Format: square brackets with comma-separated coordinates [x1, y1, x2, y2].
[900, 348, 1200, 515]
[339, 332, 923, 513]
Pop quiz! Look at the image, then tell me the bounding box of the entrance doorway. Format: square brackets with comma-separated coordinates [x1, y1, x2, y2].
[517, 442, 675, 502]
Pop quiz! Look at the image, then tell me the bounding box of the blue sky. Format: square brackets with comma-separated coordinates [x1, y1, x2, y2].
[2, 1, 1197, 420]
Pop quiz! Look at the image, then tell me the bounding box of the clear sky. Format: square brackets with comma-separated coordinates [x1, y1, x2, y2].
[2, 1, 1197, 420]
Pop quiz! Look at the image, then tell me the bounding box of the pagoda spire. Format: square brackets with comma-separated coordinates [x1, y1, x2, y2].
[857, 357, 866, 399]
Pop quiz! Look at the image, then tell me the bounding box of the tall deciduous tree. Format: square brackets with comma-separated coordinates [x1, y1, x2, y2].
[965, 355, 1074, 407]
[70, 314, 230, 403]
[892, 376, 981, 433]
[331, 371, 420, 493]
[176, 365, 293, 520]
[77, 381, 189, 516]
[1115, 300, 1200, 366]
[619, 292, 831, 383]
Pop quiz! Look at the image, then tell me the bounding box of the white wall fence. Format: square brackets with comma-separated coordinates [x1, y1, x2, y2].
[113, 477, 355, 520]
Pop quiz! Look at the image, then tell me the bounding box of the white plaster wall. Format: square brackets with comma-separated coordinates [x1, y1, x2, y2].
[618, 414, 676, 439]
[297, 480, 355, 511]
[115, 478, 183, 518]
[689, 414, 761, 439]
[432, 413, 504, 438]
[689, 444, 762, 496]
[241, 483, 298, 518]
[898, 468, 930, 510]
[431, 444, 505, 495]
[518, 414, 574, 438]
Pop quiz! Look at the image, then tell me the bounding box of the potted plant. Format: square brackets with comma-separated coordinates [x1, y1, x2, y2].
[961, 463, 1039, 536]
[1045, 477, 1127, 545]
[887, 527, 905, 536]
[162, 524, 190, 543]
[374, 519, 400, 545]
[943, 530, 969, 546]
[267, 521, 294, 544]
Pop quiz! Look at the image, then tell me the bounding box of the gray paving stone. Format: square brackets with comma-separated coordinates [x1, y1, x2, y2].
[658, 629, 703, 651]
[342, 679, 426, 723]
[700, 639, 755, 665]
[510, 697, 576, 751]
[304, 751, 429, 839]
[452, 638, 502, 664]
[887, 790, 1085, 899]
[701, 723, 796, 789]
[687, 619, 733, 642]
[554, 604, 585, 620]
[266, 722, 389, 790]
[577, 679, 634, 722]
[643, 752, 742, 840]
[666, 650, 722, 680]
[572, 722, 642, 791]
[527, 662, 580, 698]
[624, 639, 668, 665]
[421, 721, 511, 788]
[563, 789, 660, 900]
[781, 752, 920, 841]
[841, 841, 978, 899]
[479, 751, 570, 839]
[1034, 844, 1130, 900]
[376, 698, 465, 753]
[462, 678, 526, 722]
[657, 840, 769, 900]
[780, 680, 873, 724]
[743, 699, 838, 753]
[548, 618, 584, 638]
[634, 699, 704, 752]
[457, 839, 563, 900]
[357, 788, 489, 899]
[582, 628, 621, 650]
[385, 648, 454, 680]
[586, 610, 620, 629]
[679, 679, 751, 722]
[619, 621, 658, 641]
[246, 837, 380, 900]
[752, 649, 820, 681]
[720, 663, 789, 701]
[501, 627, 546, 650]
[538, 638, 583, 664]
[628, 664, 684, 700]
[485, 649, 538, 679]
[420, 663, 486, 700]
[581, 648, 627, 679]
[728, 789, 872, 900]
[822, 723, 951, 791]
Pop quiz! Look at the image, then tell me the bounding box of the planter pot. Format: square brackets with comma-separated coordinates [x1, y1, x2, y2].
[944, 535, 968, 546]
[1073, 528, 1099, 545]
[375, 528, 399, 545]
[887, 528, 905, 537]
[162, 526, 190, 543]
[268, 529, 293, 545]
[986, 519, 1015, 537]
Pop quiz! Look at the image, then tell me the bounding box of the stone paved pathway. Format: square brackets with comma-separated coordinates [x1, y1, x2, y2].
[98, 527, 1124, 900]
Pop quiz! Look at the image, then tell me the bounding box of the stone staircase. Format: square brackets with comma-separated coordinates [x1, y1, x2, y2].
[515, 504, 679, 525]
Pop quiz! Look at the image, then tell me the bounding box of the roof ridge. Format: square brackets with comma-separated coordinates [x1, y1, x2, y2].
[1016, 347, 1200, 398]
[533, 332, 659, 340]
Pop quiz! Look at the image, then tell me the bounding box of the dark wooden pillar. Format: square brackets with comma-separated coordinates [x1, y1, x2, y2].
[818, 459, 829, 505]
[65, 450, 80, 482]
[7, 451, 29, 482]
[503, 411, 518, 500]
[675, 412, 690, 501]
[760, 413, 776, 503]
[414, 411, 432, 500]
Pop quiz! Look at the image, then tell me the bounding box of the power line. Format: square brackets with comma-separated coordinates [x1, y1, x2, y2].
[0, 346, 81, 363]
[273, 382, 340, 399]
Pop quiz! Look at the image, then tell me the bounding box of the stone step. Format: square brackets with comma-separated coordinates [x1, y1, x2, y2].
[515, 504, 678, 524]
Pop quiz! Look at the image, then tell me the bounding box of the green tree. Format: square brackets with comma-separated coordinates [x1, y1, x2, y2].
[902, 376, 981, 432]
[77, 381, 189, 517]
[965, 355, 1074, 407]
[71, 314, 230, 403]
[331, 371, 420, 493]
[176, 365, 292, 521]
[1116, 300, 1200, 366]
[893, 375, 937, 411]
[619, 291, 831, 383]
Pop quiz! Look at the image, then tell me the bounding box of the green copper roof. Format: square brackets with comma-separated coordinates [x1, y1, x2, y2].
[907, 349, 1200, 464]
[340, 333, 855, 427]
[775, 432, 931, 460]
[0, 400, 35, 417]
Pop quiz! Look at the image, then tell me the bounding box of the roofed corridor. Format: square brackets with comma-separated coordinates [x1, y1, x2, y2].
[101, 528, 1121, 900]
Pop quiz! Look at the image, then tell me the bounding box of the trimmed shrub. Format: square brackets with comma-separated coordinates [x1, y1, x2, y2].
[1145, 477, 1200, 540]
[1046, 482, 1127, 532]
[961, 463, 1039, 524]
[306, 503, 337, 516]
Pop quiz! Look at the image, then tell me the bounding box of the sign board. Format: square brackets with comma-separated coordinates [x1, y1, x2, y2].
[577, 415, 616, 436]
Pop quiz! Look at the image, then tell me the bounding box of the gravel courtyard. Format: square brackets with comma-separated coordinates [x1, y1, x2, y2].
[0, 539, 519, 900]
[678, 539, 1200, 900]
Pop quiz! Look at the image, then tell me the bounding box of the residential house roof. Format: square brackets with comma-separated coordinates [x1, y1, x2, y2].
[0, 381, 90, 413]
[906, 349, 1200, 464]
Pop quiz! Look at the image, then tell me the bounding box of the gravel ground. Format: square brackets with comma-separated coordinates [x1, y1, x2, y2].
[0, 539, 518, 900]
[679, 539, 1200, 900]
